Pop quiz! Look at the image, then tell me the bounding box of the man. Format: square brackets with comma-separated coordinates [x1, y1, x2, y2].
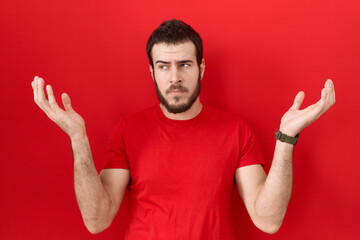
[31, 19, 335, 239]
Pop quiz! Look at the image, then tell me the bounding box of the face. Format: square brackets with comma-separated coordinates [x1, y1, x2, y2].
[150, 41, 205, 114]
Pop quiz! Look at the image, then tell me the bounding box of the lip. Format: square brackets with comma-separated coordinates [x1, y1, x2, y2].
[169, 90, 184, 94]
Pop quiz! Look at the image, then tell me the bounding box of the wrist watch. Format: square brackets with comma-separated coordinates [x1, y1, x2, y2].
[275, 130, 299, 146]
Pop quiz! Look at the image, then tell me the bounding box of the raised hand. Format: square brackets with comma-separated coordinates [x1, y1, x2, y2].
[279, 79, 336, 137]
[32, 76, 86, 139]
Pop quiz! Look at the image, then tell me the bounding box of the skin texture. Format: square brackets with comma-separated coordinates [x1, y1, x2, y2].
[32, 41, 335, 234]
[236, 80, 335, 233]
[32, 77, 130, 233]
[150, 41, 205, 120]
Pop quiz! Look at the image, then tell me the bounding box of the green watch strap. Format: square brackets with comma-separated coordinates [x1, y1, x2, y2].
[275, 130, 299, 146]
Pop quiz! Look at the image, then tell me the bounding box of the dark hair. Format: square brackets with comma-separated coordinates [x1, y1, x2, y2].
[146, 19, 203, 67]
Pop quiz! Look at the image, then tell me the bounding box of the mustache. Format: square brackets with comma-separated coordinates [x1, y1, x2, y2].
[165, 84, 189, 94]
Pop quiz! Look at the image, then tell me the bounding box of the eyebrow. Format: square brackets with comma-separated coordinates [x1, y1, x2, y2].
[155, 60, 194, 65]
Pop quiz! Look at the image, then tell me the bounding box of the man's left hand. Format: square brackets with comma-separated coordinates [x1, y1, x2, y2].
[279, 79, 336, 137]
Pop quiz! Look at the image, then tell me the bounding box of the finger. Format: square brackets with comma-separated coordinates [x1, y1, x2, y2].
[37, 77, 46, 100]
[322, 79, 335, 107]
[36, 77, 47, 102]
[318, 88, 327, 111]
[31, 77, 36, 89]
[325, 80, 332, 103]
[298, 81, 335, 120]
[315, 86, 331, 115]
[326, 79, 336, 104]
[61, 93, 73, 111]
[35, 77, 51, 111]
[33, 75, 39, 85]
[321, 87, 327, 101]
[32, 76, 38, 101]
[289, 91, 305, 111]
[46, 84, 59, 108]
[33, 76, 40, 99]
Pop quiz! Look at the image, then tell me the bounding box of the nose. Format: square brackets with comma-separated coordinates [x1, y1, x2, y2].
[170, 66, 182, 84]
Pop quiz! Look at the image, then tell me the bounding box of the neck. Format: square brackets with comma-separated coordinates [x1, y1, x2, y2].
[160, 98, 203, 120]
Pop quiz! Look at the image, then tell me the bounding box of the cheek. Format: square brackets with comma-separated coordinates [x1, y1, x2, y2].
[154, 75, 167, 92]
[154, 70, 168, 82]
[186, 71, 200, 86]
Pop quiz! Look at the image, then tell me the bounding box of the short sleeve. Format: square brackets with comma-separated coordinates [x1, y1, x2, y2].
[102, 119, 130, 170]
[237, 121, 265, 168]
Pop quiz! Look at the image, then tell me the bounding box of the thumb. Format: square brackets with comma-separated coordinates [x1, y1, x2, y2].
[289, 91, 305, 111]
[61, 93, 73, 111]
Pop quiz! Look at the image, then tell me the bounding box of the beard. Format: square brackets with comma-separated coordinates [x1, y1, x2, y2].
[154, 72, 201, 114]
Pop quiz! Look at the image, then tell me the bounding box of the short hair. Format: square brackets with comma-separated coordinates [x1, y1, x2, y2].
[146, 19, 203, 67]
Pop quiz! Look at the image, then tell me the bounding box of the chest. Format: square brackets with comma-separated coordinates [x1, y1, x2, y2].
[125, 123, 239, 195]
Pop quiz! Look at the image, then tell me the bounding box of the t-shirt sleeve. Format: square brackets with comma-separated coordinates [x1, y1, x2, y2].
[102, 119, 130, 170]
[237, 120, 265, 168]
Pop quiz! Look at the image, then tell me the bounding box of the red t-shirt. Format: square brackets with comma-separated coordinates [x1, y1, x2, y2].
[103, 104, 265, 239]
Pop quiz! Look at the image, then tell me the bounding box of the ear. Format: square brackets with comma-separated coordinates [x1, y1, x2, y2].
[200, 59, 205, 80]
[149, 64, 154, 81]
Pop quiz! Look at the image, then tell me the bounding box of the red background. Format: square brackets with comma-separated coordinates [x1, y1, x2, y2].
[1, 0, 359, 239]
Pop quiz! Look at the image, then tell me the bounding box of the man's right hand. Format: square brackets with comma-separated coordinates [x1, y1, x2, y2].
[32, 76, 130, 234]
[32, 76, 86, 139]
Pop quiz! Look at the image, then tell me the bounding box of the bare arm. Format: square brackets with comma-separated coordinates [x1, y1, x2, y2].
[32, 76, 130, 233]
[236, 79, 336, 234]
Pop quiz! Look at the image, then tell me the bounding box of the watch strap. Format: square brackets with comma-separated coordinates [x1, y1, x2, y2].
[275, 130, 299, 146]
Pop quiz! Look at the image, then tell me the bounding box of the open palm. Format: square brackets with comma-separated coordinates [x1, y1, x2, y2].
[280, 79, 336, 137]
[32, 76, 86, 139]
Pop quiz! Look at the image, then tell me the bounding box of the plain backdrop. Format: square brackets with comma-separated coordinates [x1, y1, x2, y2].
[0, 0, 359, 239]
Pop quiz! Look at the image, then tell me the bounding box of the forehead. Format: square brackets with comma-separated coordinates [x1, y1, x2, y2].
[151, 41, 197, 62]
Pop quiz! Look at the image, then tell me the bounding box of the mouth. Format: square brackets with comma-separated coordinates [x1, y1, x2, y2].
[169, 90, 185, 95]
[166, 85, 188, 95]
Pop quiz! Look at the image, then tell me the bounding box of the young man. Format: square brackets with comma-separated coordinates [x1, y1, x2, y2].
[31, 19, 335, 239]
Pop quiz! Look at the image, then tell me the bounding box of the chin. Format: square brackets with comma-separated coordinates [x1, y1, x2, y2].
[165, 101, 193, 114]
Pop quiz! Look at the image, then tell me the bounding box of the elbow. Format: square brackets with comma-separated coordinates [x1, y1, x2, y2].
[86, 225, 102, 235]
[80, 201, 117, 234]
[84, 219, 112, 234]
[252, 205, 286, 234]
[253, 216, 283, 234]
[85, 223, 104, 234]
[258, 222, 282, 234]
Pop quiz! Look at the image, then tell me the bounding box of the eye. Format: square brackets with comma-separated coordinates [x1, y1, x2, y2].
[159, 65, 168, 70]
[180, 63, 189, 68]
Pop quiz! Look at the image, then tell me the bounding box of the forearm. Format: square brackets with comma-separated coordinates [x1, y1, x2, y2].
[237, 80, 335, 234]
[31, 76, 119, 233]
[255, 141, 293, 229]
[256, 79, 335, 219]
[71, 135, 114, 233]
